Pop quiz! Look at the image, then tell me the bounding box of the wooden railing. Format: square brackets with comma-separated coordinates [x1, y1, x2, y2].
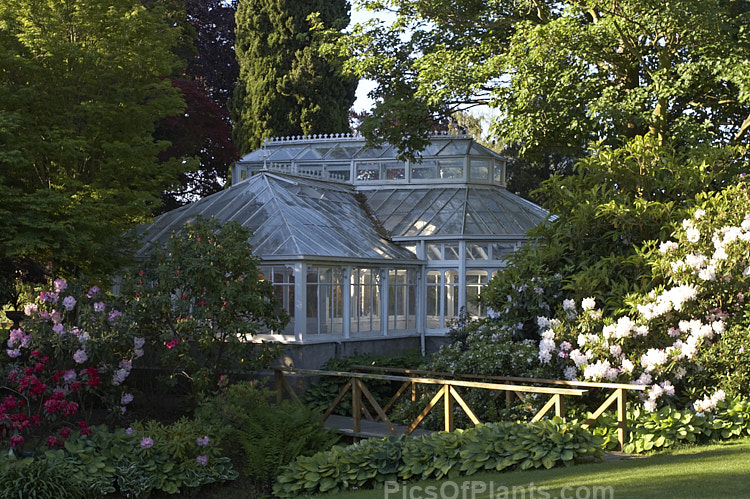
[349, 365, 648, 451]
[273, 368, 587, 440]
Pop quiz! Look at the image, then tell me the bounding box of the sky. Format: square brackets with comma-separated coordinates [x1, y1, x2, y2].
[349, 4, 395, 112]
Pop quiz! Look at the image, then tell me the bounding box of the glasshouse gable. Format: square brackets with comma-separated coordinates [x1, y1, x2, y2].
[139, 133, 549, 366]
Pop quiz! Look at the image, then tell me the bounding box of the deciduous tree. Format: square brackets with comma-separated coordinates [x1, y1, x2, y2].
[0, 0, 186, 295]
[346, 0, 750, 159]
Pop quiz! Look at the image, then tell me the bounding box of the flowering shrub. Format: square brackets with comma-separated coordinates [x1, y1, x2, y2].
[120, 216, 288, 394]
[533, 180, 750, 410]
[1, 279, 143, 451]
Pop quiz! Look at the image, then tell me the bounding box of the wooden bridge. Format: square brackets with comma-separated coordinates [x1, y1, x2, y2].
[273, 365, 647, 451]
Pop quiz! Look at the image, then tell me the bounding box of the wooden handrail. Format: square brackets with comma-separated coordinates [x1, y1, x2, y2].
[276, 368, 588, 396]
[274, 365, 647, 451]
[348, 364, 648, 451]
[349, 364, 648, 391]
[273, 368, 588, 437]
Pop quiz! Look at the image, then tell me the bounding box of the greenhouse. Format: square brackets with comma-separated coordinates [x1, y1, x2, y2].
[138, 132, 549, 362]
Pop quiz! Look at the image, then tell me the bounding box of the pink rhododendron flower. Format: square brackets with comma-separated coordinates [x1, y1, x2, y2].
[53, 278, 67, 293]
[73, 349, 88, 364]
[62, 296, 76, 311]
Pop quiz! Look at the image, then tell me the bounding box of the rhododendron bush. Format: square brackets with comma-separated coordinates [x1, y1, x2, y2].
[1, 279, 143, 451]
[534, 179, 750, 410]
[120, 216, 288, 394]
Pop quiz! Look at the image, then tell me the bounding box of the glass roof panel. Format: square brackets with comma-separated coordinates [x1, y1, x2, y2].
[265, 146, 307, 161]
[355, 144, 394, 158]
[436, 139, 470, 156]
[295, 146, 325, 160]
[470, 142, 501, 156]
[326, 144, 364, 159]
[413, 142, 445, 158]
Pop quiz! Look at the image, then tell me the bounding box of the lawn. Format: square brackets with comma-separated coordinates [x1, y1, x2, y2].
[321, 438, 750, 499]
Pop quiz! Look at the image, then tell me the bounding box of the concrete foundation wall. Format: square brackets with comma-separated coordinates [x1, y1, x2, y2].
[272, 335, 424, 370]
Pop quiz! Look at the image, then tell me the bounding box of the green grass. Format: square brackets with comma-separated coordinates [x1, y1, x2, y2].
[321, 438, 750, 499]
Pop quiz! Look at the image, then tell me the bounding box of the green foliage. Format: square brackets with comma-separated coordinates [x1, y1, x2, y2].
[121, 216, 288, 394]
[0, 419, 237, 498]
[582, 397, 750, 454]
[0, 0, 187, 283]
[273, 419, 603, 497]
[0, 457, 89, 499]
[196, 379, 337, 495]
[230, 0, 357, 154]
[238, 400, 339, 492]
[691, 323, 750, 399]
[345, 0, 750, 159]
[194, 380, 275, 447]
[482, 138, 743, 335]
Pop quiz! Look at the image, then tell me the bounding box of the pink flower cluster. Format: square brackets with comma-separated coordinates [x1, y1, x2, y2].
[2, 278, 145, 450]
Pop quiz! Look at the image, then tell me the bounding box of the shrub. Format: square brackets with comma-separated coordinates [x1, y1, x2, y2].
[35, 418, 237, 497]
[524, 179, 750, 412]
[120, 216, 288, 396]
[273, 419, 603, 497]
[1, 279, 143, 452]
[196, 380, 337, 495]
[582, 396, 750, 453]
[238, 400, 338, 492]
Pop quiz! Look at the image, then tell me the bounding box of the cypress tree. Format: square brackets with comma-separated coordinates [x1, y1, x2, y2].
[231, 0, 357, 155]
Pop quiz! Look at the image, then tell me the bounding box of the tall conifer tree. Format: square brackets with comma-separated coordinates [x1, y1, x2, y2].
[231, 0, 357, 155]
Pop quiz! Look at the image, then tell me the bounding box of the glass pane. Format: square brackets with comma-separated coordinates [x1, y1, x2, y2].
[494, 160, 505, 183]
[408, 285, 416, 329]
[439, 159, 464, 179]
[306, 283, 318, 333]
[444, 283, 459, 323]
[384, 161, 405, 180]
[427, 270, 441, 284]
[327, 145, 363, 159]
[445, 270, 459, 283]
[466, 270, 488, 318]
[467, 243, 488, 260]
[426, 284, 440, 329]
[427, 244, 442, 260]
[470, 159, 489, 180]
[492, 242, 517, 260]
[327, 166, 351, 181]
[444, 244, 459, 260]
[411, 160, 438, 179]
[356, 161, 380, 181]
[437, 140, 469, 156]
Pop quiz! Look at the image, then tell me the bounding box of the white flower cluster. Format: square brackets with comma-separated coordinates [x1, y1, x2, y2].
[643, 380, 676, 412]
[602, 316, 648, 339]
[693, 389, 726, 414]
[636, 284, 698, 320]
[582, 359, 619, 381]
[640, 348, 669, 372]
[659, 241, 679, 253]
[538, 328, 556, 363]
[112, 359, 132, 386]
